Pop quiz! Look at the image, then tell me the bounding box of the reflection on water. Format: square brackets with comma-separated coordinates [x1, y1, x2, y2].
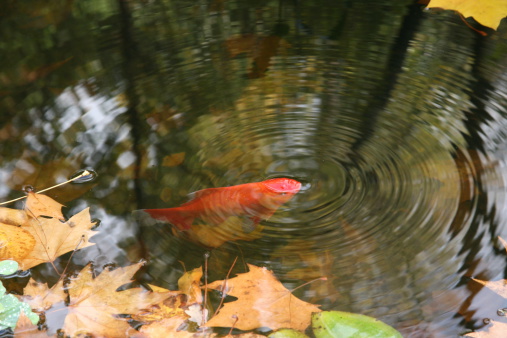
[2, 0, 507, 336]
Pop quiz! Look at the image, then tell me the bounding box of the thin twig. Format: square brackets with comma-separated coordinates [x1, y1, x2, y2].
[0, 170, 91, 206]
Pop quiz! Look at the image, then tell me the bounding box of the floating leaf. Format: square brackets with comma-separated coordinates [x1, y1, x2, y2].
[57, 263, 176, 337]
[0, 260, 19, 275]
[0, 224, 36, 262]
[19, 207, 98, 270]
[205, 264, 320, 331]
[427, 0, 507, 30]
[0, 284, 39, 330]
[465, 320, 507, 337]
[24, 192, 64, 221]
[312, 311, 402, 338]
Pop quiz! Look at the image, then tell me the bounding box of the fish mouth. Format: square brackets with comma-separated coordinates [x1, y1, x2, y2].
[263, 178, 302, 194]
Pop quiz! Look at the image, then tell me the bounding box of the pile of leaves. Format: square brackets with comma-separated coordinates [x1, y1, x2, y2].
[0, 191, 401, 337]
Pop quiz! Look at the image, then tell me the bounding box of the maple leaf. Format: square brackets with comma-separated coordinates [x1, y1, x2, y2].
[19, 207, 98, 270]
[14, 312, 53, 338]
[465, 320, 507, 337]
[43, 262, 177, 337]
[204, 264, 320, 331]
[178, 267, 203, 305]
[20, 278, 65, 312]
[0, 223, 36, 262]
[427, 0, 507, 30]
[25, 192, 65, 221]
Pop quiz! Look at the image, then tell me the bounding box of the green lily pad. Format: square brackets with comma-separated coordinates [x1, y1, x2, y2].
[269, 328, 310, 338]
[312, 311, 402, 338]
[0, 261, 19, 276]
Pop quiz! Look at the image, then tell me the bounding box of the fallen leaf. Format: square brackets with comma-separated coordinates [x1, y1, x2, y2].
[0, 223, 36, 261]
[178, 267, 203, 304]
[427, 0, 507, 30]
[465, 320, 507, 337]
[470, 278, 507, 298]
[139, 316, 206, 337]
[55, 262, 177, 337]
[25, 192, 64, 221]
[132, 293, 188, 323]
[205, 264, 320, 331]
[14, 312, 53, 338]
[20, 278, 66, 312]
[0, 208, 28, 226]
[19, 207, 98, 270]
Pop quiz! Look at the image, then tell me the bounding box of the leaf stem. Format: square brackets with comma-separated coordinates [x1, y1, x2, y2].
[0, 170, 91, 206]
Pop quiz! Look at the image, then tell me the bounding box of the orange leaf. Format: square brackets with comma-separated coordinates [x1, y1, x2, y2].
[204, 264, 320, 331]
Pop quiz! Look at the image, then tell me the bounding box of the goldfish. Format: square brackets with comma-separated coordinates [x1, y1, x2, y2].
[137, 178, 301, 231]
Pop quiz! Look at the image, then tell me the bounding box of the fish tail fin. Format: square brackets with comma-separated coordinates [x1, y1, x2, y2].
[133, 208, 194, 231]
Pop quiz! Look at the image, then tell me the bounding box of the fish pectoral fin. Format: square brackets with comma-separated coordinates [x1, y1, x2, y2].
[243, 216, 262, 233]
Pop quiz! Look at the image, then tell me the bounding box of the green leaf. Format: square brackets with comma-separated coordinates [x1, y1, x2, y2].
[0, 291, 39, 330]
[269, 328, 310, 338]
[0, 260, 19, 276]
[312, 311, 402, 338]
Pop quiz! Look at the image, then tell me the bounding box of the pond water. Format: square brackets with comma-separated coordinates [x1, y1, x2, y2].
[2, 0, 507, 336]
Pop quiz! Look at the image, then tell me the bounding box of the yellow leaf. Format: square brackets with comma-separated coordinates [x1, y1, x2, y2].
[427, 0, 507, 30]
[0, 223, 35, 261]
[25, 192, 65, 221]
[204, 264, 320, 331]
[178, 267, 203, 304]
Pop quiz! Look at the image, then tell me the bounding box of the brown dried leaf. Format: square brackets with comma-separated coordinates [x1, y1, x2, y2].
[25, 192, 64, 221]
[0, 223, 35, 261]
[14, 312, 54, 338]
[20, 278, 66, 312]
[59, 263, 177, 337]
[0, 207, 28, 226]
[465, 320, 507, 337]
[471, 278, 507, 298]
[19, 207, 98, 270]
[205, 264, 320, 331]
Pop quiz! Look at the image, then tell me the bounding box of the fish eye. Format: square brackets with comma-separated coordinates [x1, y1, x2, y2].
[280, 192, 287, 195]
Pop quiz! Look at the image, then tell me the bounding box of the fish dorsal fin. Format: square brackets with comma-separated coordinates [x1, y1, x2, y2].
[187, 187, 222, 201]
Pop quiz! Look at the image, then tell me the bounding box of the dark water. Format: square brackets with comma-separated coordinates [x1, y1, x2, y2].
[2, 0, 507, 336]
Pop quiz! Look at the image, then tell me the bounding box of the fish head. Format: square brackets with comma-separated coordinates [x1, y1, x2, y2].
[260, 178, 302, 206]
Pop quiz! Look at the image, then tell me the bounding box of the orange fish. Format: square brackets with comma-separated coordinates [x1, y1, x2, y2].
[138, 178, 301, 231]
